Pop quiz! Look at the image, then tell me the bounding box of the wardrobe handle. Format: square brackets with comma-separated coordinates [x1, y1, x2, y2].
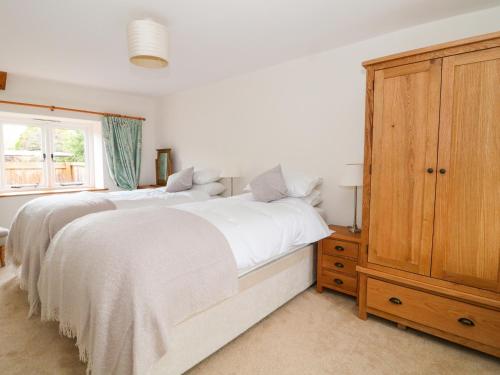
[458, 317, 475, 327]
[335, 245, 344, 251]
[426, 168, 434, 174]
[389, 297, 402, 305]
[334, 278, 343, 285]
[439, 168, 446, 175]
[334, 262, 344, 268]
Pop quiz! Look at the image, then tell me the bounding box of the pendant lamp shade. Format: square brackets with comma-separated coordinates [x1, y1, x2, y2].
[127, 19, 168, 68]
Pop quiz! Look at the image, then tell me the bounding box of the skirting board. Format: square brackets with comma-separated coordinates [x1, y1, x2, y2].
[150, 244, 316, 375]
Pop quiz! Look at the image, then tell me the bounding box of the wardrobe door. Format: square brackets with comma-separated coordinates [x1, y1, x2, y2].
[432, 48, 500, 292]
[368, 60, 441, 275]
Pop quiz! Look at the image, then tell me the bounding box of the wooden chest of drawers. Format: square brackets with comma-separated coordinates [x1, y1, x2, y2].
[317, 225, 362, 297]
[365, 277, 500, 355]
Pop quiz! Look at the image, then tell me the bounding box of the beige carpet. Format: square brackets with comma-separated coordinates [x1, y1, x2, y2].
[0, 266, 499, 375]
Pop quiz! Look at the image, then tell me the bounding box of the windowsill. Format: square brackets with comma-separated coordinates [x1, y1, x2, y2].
[0, 187, 109, 198]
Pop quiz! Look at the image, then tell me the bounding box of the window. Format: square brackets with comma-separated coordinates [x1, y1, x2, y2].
[0, 112, 103, 192]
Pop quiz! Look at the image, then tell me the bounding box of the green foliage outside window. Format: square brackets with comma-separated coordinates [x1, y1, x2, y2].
[54, 129, 85, 162]
[14, 126, 40, 151]
[15, 127, 85, 162]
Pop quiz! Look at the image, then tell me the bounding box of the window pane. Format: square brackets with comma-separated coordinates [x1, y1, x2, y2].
[2, 124, 43, 188]
[52, 128, 87, 186]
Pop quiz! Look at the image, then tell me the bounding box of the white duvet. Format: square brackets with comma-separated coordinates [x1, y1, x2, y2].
[110, 189, 210, 209]
[177, 193, 331, 273]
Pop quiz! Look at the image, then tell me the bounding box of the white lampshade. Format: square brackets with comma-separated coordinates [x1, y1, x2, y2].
[221, 167, 240, 178]
[221, 167, 240, 177]
[339, 163, 364, 187]
[127, 19, 168, 69]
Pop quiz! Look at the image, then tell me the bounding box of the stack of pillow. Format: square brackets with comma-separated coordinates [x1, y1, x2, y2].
[165, 167, 226, 197]
[245, 165, 322, 206]
[191, 168, 226, 196]
[166, 165, 322, 205]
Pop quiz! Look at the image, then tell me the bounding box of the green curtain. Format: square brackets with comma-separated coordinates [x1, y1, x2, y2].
[102, 116, 142, 190]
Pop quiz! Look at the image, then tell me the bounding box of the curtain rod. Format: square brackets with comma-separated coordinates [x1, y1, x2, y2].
[0, 100, 146, 121]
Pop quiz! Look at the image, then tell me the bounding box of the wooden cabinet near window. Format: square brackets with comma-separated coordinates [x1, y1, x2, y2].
[357, 32, 500, 358]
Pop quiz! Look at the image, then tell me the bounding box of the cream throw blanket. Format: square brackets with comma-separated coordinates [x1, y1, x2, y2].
[38, 206, 238, 375]
[7, 192, 116, 316]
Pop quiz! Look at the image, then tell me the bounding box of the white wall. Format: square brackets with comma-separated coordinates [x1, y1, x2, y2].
[0, 74, 160, 227]
[158, 6, 500, 226]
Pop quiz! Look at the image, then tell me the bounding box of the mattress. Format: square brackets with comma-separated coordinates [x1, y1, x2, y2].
[237, 243, 315, 290]
[237, 243, 309, 277]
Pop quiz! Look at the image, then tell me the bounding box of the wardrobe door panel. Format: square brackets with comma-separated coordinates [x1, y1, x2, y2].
[432, 48, 500, 292]
[368, 60, 441, 275]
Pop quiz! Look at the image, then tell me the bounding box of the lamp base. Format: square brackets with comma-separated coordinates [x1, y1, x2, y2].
[347, 225, 361, 233]
[348, 186, 361, 233]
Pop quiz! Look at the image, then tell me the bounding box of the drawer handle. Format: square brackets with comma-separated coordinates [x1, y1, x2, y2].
[335, 245, 344, 251]
[389, 297, 402, 305]
[334, 278, 343, 285]
[334, 262, 344, 268]
[458, 317, 475, 327]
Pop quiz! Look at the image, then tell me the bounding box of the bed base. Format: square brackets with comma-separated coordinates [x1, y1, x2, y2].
[150, 244, 316, 374]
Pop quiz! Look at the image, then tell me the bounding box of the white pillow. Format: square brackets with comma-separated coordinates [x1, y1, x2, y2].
[301, 189, 322, 206]
[282, 170, 322, 197]
[193, 168, 221, 185]
[166, 167, 194, 192]
[191, 182, 226, 196]
[244, 169, 322, 198]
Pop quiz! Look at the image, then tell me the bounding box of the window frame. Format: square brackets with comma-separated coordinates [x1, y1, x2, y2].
[0, 114, 98, 192]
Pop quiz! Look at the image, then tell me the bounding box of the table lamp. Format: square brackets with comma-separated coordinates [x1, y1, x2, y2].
[340, 163, 364, 233]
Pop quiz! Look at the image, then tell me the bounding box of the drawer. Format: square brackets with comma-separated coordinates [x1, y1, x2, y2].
[367, 278, 500, 349]
[322, 238, 359, 259]
[321, 270, 357, 294]
[322, 254, 357, 276]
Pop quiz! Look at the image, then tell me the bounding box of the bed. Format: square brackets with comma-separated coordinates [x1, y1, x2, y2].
[38, 194, 331, 375]
[7, 187, 211, 315]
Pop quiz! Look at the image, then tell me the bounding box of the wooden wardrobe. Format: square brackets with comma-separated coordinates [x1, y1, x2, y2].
[357, 32, 500, 357]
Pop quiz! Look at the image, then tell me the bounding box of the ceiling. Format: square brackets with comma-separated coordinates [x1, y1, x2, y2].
[1, 0, 498, 96]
